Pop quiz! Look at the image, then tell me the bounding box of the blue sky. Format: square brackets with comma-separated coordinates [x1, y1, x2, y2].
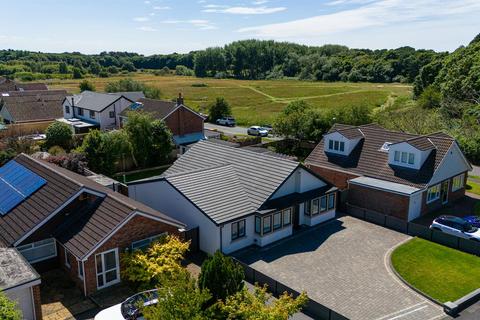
[1, 0, 479, 54]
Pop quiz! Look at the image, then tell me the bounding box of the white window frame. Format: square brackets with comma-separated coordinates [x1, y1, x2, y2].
[401, 152, 408, 163]
[394, 151, 400, 162]
[78, 260, 84, 280]
[256, 208, 292, 236]
[408, 153, 415, 165]
[231, 220, 246, 241]
[89, 110, 95, 119]
[452, 174, 465, 192]
[65, 105, 70, 114]
[131, 233, 167, 251]
[64, 248, 71, 268]
[95, 248, 120, 290]
[17, 238, 57, 264]
[426, 184, 441, 203]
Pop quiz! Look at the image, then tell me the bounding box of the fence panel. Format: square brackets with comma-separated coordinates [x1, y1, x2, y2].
[407, 223, 432, 240]
[386, 216, 408, 233]
[183, 227, 199, 253]
[458, 239, 480, 256]
[365, 210, 386, 226]
[347, 205, 366, 220]
[431, 230, 460, 249]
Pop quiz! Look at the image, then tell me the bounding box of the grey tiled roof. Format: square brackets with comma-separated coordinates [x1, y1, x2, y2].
[109, 91, 145, 102]
[65, 91, 138, 112]
[157, 140, 300, 224]
[120, 98, 178, 119]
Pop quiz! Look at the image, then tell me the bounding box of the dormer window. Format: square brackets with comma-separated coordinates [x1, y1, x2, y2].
[394, 151, 415, 165]
[328, 140, 345, 152]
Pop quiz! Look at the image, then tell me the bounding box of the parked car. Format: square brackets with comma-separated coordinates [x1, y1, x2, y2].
[463, 215, 480, 228]
[247, 126, 269, 137]
[216, 116, 236, 127]
[94, 289, 158, 320]
[260, 124, 274, 134]
[430, 215, 480, 241]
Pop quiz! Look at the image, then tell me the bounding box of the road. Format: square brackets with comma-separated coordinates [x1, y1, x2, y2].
[471, 165, 480, 177]
[204, 123, 283, 141]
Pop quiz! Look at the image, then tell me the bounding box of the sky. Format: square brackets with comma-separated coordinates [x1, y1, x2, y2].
[0, 0, 479, 55]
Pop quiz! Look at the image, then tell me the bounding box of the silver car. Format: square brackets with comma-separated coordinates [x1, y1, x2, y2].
[247, 126, 269, 137]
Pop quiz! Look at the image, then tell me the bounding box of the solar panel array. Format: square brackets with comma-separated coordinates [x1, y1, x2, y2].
[0, 160, 47, 215]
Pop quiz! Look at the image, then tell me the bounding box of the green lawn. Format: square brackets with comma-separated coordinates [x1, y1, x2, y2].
[466, 180, 480, 196]
[391, 237, 480, 303]
[48, 74, 412, 126]
[115, 166, 169, 183]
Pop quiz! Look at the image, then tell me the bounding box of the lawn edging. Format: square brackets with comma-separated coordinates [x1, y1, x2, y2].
[386, 238, 444, 307]
[444, 289, 480, 316]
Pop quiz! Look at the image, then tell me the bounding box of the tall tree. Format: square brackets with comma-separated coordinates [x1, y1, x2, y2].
[208, 97, 232, 123]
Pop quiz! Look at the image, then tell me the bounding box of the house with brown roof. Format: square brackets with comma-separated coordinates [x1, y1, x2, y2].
[0, 90, 67, 124]
[0, 77, 49, 93]
[0, 153, 185, 316]
[119, 94, 205, 147]
[305, 124, 472, 221]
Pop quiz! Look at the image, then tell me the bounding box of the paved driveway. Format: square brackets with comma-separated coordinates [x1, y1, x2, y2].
[234, 216, 445, 320]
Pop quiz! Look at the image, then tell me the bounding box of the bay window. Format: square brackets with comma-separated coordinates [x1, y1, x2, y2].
[328, 193, 336, 210]
[255, 208, 292, 236]
[273, 213, 282, 230]
[263, 216, 272, 234]
[305, 194, 334, 217]
[255, 216, 261, 234]
[283, 209, 291, 226]
[427, 184, 440, 203]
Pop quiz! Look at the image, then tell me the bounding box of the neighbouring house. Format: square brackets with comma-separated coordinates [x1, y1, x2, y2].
[305, 123, 472, 221]
[119, 94, 205, 149]
[0, 154, 186, 310]
[0, 90, 67, 124]
[61, 91, 145, 131]
[128, 140, 337, 254]
[0, 77, 49, 93]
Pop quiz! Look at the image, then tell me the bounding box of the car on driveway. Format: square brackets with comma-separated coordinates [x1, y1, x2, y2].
[216, 116, 236, 127]
[463, 215, 480, 228]
[260, 124, 274, 134]
[430, 215, 480, 241]
[247, 126, 269, 137]
[94, 289, 158, 320]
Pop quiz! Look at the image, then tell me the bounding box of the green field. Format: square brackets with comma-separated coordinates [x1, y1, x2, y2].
[48, 74, 412, 126]
[391, 238, 480, 303]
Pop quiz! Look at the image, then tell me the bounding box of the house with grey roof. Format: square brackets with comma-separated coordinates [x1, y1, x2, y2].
[0, 153, 185, 309]
[128, 140, 337, 254]
[62, 90, 145, 131]
[305, 123, 472, 221]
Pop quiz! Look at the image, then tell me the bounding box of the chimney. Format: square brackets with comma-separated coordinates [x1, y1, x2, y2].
[71, 97, 75, 107]
[177, 92, 184, 106]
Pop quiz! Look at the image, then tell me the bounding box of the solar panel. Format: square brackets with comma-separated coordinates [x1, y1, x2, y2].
[0, 160, 47, 215]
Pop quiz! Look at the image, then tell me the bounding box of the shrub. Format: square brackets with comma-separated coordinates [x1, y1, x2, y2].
[47, 145, 66, 156]
[45, 121, 73, 149]
[208, 97, 231, 122]
[46, 152, 87, 174]
[79, 80, 95, 92]
[0, 291, 22, 320]
[418, 86, 442, 109]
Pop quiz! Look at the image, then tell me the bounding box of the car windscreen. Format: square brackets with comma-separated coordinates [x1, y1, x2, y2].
[121, 291, 158, 319]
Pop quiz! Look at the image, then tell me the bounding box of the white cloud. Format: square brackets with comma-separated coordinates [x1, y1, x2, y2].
[162, 19, 217, 30]
[252, 0, 269, 4]
[238, 0, 480, 36]
[137, 26, 157, 32]
[203, 5, 286, 14]
[144, 0, 151, 4]
[153, 6, 171, 10]
[133, 17, 150, 22]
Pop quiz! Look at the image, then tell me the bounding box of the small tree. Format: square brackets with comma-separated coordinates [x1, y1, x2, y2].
[78, 129, 104, 172]
[215, 285, 308, 320]
[198, 251, 244, 303]
[418, 86, 442, 109]
[72, 67, 83, 79]
[79, 80, 95, 92]
[45, 121, 73, 149]
[124, 112, 154, 167]
[58, 62, 68, 74]
[0, 291, 22, 320]
[121, 235, 190, 289]
[273, 100, 312, 141]
[208, 97, 231, 122]
[151, 120, 173, 164]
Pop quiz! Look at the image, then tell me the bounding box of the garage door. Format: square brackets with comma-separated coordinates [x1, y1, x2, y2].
[5, 286, 35, 320]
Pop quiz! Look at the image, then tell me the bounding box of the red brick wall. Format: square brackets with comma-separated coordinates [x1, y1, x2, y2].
[165, 107, 203, 136]
[57, 242, 84, 292]
[32, 285, 42, 320]
[421, 172, 467, 215]
[307, 165, 359, 190]
[83, 215, 181, 296]
[348, 183, 410, 220]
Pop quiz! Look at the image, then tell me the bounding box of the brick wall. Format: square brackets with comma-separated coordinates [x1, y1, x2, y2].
[83, 215, 181, 296]
[307, 165, 359, 190]
[165, 107, 203, 136]
[348, 183, 410, 220]
[32, 285, 42, 320]
[421, 172, 468, 215]
[57, 242, 84, 292]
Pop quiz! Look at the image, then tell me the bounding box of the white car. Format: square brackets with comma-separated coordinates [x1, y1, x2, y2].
[247, 126, 269, 137]
[430, 215, 480, 241]
[216, 116, 236, 127]
[94, 289, 158, 320]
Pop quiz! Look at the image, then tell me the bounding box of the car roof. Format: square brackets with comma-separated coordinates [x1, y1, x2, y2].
[438, 215, 468, 223]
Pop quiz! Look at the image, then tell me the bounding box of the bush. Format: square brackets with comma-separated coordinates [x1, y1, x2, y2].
[175, 65, 195, 76]
[0, 291, 22, 320]
[45, 121, 73, 149]
[208, 97, 231, 122]
[46, 152, 87, 174]
[418, 86, 442, 109]
[72, 67, 83, 79]
[79, 80, 95, 92]
[47, 145, 66, 156]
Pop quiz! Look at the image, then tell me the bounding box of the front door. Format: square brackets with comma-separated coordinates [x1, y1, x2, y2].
[95, 248, 120, 289]
[441, 180, 449, 204]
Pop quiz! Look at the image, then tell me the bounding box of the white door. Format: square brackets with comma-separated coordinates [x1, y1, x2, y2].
[95, 248, 120, 289]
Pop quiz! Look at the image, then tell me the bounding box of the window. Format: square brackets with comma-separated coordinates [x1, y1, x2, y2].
[427, 184, 440, 203]
[255, 216, 261, 234]
[328, 139, 346, 153]
[64, 248, 71, 268]
[408, 153, 415, 165]
[311, 198, 319, 215]
[401, 152, 408, 163]
[78, 260, 84, 279]
[263, 216, 272, 234]
[320, 196, 327, 212]
[328, 140, 333, 149]
[109, 111, 115, 118]
[328, 193, 336, 210]
[339, 141, 345, 152]
[231, 220, 246, 240]
[394, 151, 400, 162]
[65, 105, 70, 114]
[95, 248, 120, 289]
[131, 233, 167, 251]
[273, 213, 282, 230]
[17, 238, 57, 264]
[304, 200, 311, 215]
[283, 209, 291, 226]
[452, 174, 464, 192]
[78, 108, 84, 116]
[89, 110, 95, 119]
[334, 141, 339, 151]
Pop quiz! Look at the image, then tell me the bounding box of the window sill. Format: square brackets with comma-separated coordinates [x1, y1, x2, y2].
[230, 235, 246, 243]
[257, 225, 292, 237]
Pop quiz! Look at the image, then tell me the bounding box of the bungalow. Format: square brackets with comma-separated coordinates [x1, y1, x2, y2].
[119, 94, 205, 148]
[0, 77, 48, 93]
[0, 153, 186, 318]
[305, 123, 472, 221]
[62, 91, 145, 131]
[0, 90, 67, 124]
[128, 140, 337, 254]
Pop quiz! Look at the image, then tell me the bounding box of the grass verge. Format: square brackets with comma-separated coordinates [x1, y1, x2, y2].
[115, 166, 169, 183]
[466, 180, 480, 196]
[391, 237, 480, 303]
